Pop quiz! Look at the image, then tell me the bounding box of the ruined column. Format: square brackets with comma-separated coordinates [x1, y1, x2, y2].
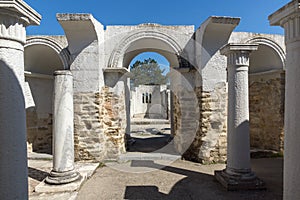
[45, 70, 81, 184]
[269, 1, 300, 199]
[215, 44, 265, 190]
[0, 1, 40, 199]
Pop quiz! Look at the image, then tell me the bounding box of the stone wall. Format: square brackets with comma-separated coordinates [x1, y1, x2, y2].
[182, 84, 227, 164]
[26, 109, 52, 154]
[249, 70, 285, 152]
[100, 87, 126, 159]
[74, 87, 126, 161]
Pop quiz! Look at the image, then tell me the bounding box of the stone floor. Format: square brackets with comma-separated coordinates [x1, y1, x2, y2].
[28, 153, 98, 200]
[28, 122, 283, 200]
[77, 158, 283, 200]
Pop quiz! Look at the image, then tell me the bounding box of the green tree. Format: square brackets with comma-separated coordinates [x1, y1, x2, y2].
[130, 58, 168, 87]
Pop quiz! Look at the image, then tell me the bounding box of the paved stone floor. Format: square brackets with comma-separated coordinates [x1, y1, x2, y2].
[28, 154, 98, 200]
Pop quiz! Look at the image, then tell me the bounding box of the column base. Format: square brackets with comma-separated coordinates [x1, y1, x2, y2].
[214, 169, 265, 191]
[45, 169, 81, 185]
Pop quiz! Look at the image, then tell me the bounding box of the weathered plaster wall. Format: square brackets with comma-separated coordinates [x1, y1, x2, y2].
[131, 85, 168, 119]
[249, 70, 285, 152]
[104, 24, 195, 69]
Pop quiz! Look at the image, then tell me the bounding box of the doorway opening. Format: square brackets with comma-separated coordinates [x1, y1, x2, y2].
[127, 52, 173, 154]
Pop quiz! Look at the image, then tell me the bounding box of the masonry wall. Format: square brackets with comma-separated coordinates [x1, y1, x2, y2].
[181, 84, 227, 164]
[249, 70, 285, 152]
[25, 77, 53, 154]
[74, 86, 126, 161]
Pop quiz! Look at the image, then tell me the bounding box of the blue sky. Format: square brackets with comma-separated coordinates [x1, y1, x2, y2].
[26, 0, 289, 35]
[25, 0, 290, 71]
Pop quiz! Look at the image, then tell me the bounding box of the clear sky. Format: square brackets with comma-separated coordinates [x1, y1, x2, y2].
[26, 0, 290, 35]
[24, 0, 291, 72]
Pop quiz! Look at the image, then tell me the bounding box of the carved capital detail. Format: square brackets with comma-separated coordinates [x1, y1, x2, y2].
[0, 11, 26, 44]
[220, 43, 258, 68]
[227, 51, 250, 67]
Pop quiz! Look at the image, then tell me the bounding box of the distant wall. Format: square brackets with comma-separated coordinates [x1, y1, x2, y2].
[249, 70, 285, 152]
[131, 85, 169, 119]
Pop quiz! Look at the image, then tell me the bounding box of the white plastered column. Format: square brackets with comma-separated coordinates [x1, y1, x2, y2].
[215, 44, 265, 190]
[269, 1, 300, 199]
[0, 1, 40, 199]
[45, 70, 81, 184]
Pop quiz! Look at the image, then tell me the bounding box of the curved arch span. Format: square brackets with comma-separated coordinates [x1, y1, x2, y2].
[108, 30, 183, 68]
[25, 37, 70, 69]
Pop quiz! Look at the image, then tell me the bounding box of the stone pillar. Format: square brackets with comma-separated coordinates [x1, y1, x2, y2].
[0, 1, 40, 199]
[215, 44, 265, 190]
[45, 71, 81, 184]
[269, 1, 300, 199]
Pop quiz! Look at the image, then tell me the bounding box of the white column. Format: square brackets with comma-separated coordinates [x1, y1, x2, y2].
[45, 70, 81, 184]
[269, 1, 300, 199]
[0, 1, 40, 199]
[215, 44, 265, 190]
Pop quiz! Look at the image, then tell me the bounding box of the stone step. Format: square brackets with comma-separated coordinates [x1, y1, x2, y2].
[131, 119, 170, 125]
[118, 152, 181, 162]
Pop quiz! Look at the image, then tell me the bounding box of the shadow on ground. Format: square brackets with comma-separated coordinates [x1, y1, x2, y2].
[28, 167, 48, 182]
[123, 159, 283, 200]
[128, 126, 172, 153]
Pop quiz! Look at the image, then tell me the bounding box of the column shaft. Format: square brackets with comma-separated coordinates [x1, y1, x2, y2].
[0, 40, 28, 200]
[0, 1, 41, 198]
[215, 44, 264, 190]
[269, 2, 300, 198]
[45, 70, 80, 184]
[283, 42, 300, 199]
[227, 63, 251, 172]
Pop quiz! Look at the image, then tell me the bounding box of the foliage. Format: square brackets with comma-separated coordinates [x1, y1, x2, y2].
[130, 58, 168, 87]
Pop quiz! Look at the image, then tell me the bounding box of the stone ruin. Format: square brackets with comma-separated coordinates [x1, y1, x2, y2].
[5, 0, 300, 199]
[24, 14, 285, 163]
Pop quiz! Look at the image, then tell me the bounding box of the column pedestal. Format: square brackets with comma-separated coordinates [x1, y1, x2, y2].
[215, 44, 265, 190]
[215, 168, 264, 190]
[45, 70, 81, 185]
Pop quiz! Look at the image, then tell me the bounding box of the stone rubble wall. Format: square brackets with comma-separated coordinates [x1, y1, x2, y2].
[74, 87, 126, 161]
[181, 84, 227, 164]
[249, 70, 285, 152]
[172, 83, 227, 164]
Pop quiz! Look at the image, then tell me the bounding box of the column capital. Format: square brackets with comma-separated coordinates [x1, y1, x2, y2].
[220, 43, 258, 67]
[269, 0, 300, 43]
[0, 0, 41, 44]
[0, 0, 41, 25]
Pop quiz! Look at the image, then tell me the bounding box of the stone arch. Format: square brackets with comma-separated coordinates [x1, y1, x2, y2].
[245, 37, 286, 73]
[246, 36, 286, 153]
[25, 36, 70, 72]
[24, 37, 70, 154]
[108, 30, 183, 69]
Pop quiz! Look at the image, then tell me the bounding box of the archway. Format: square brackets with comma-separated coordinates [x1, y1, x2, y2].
[24, 37, 68, 154]
[247, 37, 286, 153]
[127, 52, 172, 153]
[106, 28, 199, 159]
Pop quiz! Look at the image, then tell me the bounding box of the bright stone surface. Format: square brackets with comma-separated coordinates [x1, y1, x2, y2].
[46, 70, 80, 185]
[269, 1, 300, 199]
[0, 1, 40, 199]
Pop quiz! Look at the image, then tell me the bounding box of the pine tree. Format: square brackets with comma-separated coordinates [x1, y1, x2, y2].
[130, 58, 168, 87]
